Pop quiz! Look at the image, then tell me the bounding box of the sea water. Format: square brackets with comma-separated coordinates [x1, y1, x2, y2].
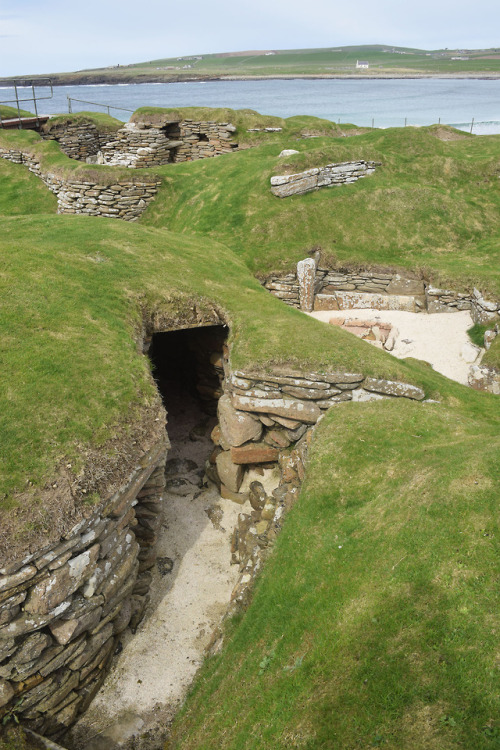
[2, 78, 500, 133]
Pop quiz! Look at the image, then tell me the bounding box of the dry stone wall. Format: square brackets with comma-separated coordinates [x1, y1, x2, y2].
[270, 160, 378, 198]
[204, 358, 429, 633]
[41, 122, 107, 162]
[264, 263, 500, 321]
[41, 119, 238, 169]
[0, 147, 160, 221]
[0, 439, 168, 740]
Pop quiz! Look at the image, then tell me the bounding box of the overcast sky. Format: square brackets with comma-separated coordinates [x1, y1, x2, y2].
[1, 0, 499, 77]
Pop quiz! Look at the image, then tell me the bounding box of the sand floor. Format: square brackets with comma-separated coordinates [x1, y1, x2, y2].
[308, 309, 481, 385]
[67, 396, 242, 750]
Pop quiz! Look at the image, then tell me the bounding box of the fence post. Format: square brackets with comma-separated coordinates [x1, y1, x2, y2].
[371, 118, 374, 129]
[470, 117, 474, 134]
[67, 97, 72, 114]
[404, 117, 407, 127]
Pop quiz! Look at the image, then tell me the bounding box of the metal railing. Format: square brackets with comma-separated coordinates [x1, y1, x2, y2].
[0, 78, 53, 128]
[67, 97, 134, 116]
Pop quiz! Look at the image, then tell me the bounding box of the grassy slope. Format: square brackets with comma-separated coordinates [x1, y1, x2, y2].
[0, 115, 499, 747]
[1, 213, 433, 507]
[170, 386, 500, 750]
[40, 45, 500, 80]
[143, 120, 500, 296]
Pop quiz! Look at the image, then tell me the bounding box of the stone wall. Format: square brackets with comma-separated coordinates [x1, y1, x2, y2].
[264, 262, 500, 319]
[41, 122, 107, 163]
[40, 119, 238, 169]
[0, 147, 161, 222]
[0, 439, 167, 740]
[270, 161, 378, 198]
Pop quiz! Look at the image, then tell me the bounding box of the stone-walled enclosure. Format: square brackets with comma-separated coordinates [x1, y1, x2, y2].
[40, 121, 109, 163]
[41, 116, 238, 169]
[0, 146, 161, 221]
[264, 260, 500, 324]
[270, 160, 378, 197]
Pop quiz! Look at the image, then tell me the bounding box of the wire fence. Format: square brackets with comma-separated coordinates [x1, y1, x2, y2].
[67, 97, 134, 116]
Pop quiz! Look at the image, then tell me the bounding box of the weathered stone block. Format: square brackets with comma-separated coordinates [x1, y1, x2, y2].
[363, 378, 425, 401]
[215, 451, 244, 493]
[218, 394, 263, 447]
[231, 394, 321, 424]
[24, 544, 100, 616]
[230, 443, 279, 465]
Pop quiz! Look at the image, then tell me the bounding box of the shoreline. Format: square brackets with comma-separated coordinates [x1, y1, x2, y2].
[2, 72, 500, 87]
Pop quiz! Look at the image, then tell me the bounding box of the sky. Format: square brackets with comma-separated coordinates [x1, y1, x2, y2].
[1, 0, 499, 77]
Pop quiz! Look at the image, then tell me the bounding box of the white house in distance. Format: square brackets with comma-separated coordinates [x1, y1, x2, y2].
[356, 60, 369, 69]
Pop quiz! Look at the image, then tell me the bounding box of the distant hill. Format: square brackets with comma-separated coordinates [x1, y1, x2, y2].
[2, 44, 500, 85]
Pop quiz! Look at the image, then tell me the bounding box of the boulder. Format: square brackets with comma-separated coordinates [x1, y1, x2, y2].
[279, 149, 299, 157]
[218, 394, 263, 447]
[24, 544, 100, 616]
[0, 678, 14, 708]
[230, 443, 279, 465]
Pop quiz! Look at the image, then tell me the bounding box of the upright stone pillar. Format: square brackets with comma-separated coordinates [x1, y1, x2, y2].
[297, 258, 317, 312]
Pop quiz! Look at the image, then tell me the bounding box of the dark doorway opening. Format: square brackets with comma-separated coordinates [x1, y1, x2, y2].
[148, 325, 227, 443]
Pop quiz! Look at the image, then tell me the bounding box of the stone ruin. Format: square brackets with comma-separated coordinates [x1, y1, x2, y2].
[41, 114, 239, 169]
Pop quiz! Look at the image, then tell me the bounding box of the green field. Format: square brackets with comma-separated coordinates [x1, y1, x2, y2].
[4, 45, 500, 85]
[0, 108, 499, 748]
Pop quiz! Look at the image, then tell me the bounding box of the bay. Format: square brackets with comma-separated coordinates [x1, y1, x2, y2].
[2, 78, 500, 134]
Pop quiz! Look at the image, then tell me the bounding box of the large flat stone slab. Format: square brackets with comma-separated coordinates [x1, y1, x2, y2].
[231, 394, 321, 424]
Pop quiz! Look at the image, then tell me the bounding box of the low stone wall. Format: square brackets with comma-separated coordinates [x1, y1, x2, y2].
[204, 360, 428, 635]
[270, 161, 378, 198]
[0, 147, 161, 221]
[264, 262, 500, 320]
[41, 122, 107, 163]
[0, 439, 168, 739]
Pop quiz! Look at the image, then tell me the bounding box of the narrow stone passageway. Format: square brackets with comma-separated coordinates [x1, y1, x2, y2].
[66, 325, 241, 750]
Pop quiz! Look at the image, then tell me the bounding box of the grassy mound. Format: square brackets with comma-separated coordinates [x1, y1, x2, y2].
[0, 105, 34, 119]
[0, 113, 499, 746]
[42, 111, 122, 133]
[170, 386, 500, 749]
[142, 124, 500, 296]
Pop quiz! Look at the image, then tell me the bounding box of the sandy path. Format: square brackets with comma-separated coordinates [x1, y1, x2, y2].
[308, 309, 481, 385]
[68, 398, 242, 750]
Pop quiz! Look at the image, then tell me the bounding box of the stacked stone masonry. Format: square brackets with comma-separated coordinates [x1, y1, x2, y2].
[270, 160, 378, 197]
[41, 122, 108, 162]
[264, 264, 500, 324]
[0, 147, 161, 221]
[0, 440, 168, 740]
[206, 358, 429, 632]
[41, 118, 238, 169]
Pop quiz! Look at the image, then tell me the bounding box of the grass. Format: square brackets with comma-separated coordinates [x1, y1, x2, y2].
[42, 111, 122, 133]
[0, 105, 34, 120]
[24, 45, 500, 82]
[142, 120, 500, 297]
[0, 111, 499, 747]
[169, 384, 500, 749]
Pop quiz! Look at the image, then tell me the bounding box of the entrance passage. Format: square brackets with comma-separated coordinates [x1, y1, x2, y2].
[68, 323, 241, 750]
[148, 324, 227, 422]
